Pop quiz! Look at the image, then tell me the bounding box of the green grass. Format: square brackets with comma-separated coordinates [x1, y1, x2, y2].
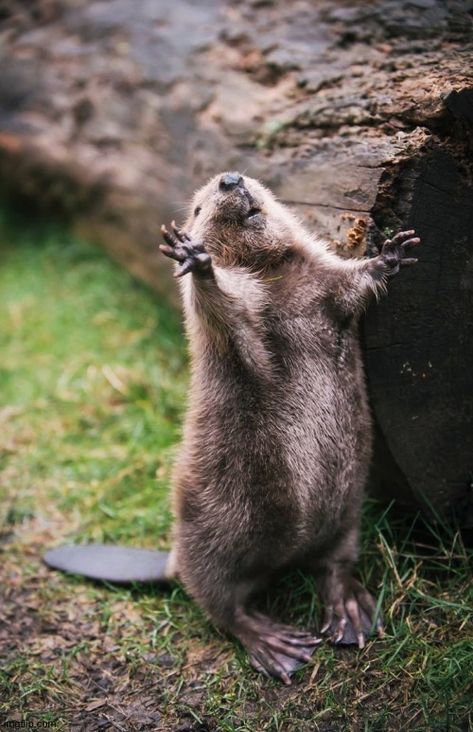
[0, 217, 471, 731]
[0, 218, 186, 546]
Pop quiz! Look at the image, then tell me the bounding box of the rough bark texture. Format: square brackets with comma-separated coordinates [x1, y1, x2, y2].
[0, 0, 472, 522]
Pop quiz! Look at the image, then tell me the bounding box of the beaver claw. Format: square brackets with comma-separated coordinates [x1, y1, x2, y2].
[160, 221, 212, 278]
[236, 611, 322, 685]
[320, 576, 383, 649]
[380, 229, 421, 277]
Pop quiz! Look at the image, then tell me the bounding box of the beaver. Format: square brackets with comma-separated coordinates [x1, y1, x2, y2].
[157, 171, 420, 683]
[44, 171, 419, 684]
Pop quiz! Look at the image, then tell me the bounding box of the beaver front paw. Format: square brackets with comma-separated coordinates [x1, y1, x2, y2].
[380, 229, 421, 277]
[160, 221, 212, 278]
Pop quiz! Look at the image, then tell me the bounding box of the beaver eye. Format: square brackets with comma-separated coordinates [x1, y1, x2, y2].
[194, 206, 201, 217]
[246, 207, 262, 220]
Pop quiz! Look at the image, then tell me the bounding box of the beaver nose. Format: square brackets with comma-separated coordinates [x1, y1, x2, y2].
[219, 172, 244, 191]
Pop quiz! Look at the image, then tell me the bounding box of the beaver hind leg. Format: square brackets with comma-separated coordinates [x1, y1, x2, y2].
[234, 608, 322, 685]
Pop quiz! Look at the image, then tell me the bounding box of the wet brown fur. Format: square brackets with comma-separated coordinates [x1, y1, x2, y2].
[163, 173, 414, 680]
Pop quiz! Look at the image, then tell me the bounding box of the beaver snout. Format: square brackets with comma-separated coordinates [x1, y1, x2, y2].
[219, 172, 244, 192]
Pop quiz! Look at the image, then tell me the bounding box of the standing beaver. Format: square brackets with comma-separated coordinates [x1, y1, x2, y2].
[44, 170, 420, 682]
[158, 171, 420, 684]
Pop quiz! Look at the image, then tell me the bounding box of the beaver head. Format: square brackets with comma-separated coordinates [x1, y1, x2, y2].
[184, 172, 301, 270]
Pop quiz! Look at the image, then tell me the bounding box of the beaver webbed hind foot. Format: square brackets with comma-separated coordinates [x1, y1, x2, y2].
[320, 575, 384, 648]
[234, 610, 322, 685]
[160, 221, 211, 278]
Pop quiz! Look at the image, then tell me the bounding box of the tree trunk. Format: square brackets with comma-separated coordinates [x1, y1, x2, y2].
[1, 0, 472, 523]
